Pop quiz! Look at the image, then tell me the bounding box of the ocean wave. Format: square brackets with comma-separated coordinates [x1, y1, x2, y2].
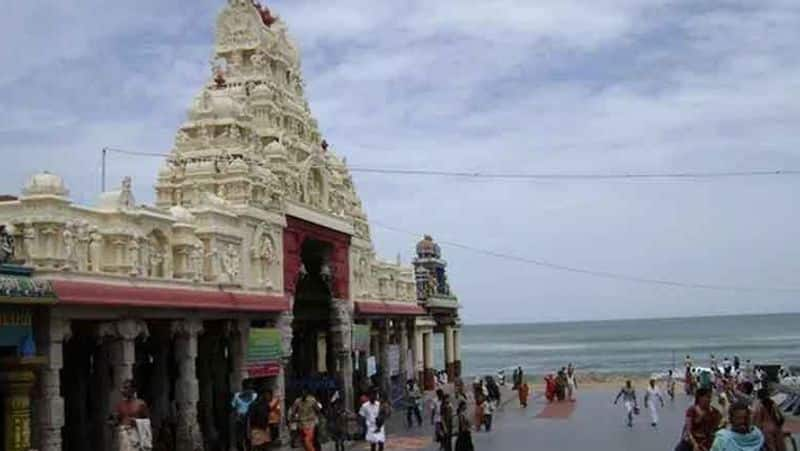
[462, 343, 588, 352]
[749, 335, 800, 343]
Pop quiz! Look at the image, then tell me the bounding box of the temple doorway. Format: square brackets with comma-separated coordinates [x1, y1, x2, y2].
[62, 320, 159, 451]
[197, 320, 233, 451]
[62, 321, 103, 451]
[288, 238, 336, 404]
[133, 322, 177, 451]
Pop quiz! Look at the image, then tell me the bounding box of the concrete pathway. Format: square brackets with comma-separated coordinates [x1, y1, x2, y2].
[351, 388, 693, 451]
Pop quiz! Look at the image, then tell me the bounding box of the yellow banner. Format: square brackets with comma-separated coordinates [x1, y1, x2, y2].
[0, 308, 32, 326]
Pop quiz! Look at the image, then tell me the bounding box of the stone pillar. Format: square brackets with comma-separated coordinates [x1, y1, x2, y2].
[330, 300, 354, 411]
[423, 332, 435, 391]
[0, 366, 38, 451]
[453, 328, 462, 378]
[98, 319, 148, 451]
[34, 315, 71, 451]
[228, 319, 249, 394]
[227, 319, 248, 451]
[444, 326, 455, 380]
[98, 320, 148, 410]
[398, 320, 409, 383]
[276, 311, 294, 446]
[171, 319, 204, 451]
[413, 327, 423, 384]
[378, 321, 391, 397]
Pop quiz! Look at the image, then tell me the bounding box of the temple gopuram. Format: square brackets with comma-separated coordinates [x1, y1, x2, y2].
[0, 1, 461, 450]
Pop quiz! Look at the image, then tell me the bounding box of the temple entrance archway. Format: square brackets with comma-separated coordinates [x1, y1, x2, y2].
[283, 216, 353, 407]
[288, 238, 335, 403]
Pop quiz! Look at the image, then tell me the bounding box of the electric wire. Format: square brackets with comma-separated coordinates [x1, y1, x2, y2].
[371, 221, 800, 294]
[348, 167, 800, 180]
[102, 148, 800, 181]
[101, 147, 799, 292]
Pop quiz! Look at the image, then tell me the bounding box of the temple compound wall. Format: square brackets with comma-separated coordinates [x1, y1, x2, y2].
[0, 1, 461, 450]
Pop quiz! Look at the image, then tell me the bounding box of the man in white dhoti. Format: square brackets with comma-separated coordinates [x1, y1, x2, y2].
[613, 380, 639, 428]
[110, 379, 152, 451]
[360, 390, 390, 451]
[644, 379, 665, 427]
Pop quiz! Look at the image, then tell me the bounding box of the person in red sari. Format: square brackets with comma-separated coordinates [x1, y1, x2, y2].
[682, 387, 722, 451]
[544, 375, 556, 403]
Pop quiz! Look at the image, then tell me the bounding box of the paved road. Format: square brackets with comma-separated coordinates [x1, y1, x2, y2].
[358, 388, 696, 451]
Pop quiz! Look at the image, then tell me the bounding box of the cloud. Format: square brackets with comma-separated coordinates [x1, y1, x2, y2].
[1, 0, 798, 323]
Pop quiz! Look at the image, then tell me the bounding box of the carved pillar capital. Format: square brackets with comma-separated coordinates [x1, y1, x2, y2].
[170, 319, 204, 338]
[97, 319, 149, 343]
[48, 317, 72, 343]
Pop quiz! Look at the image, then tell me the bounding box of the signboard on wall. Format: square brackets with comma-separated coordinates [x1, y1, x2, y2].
[352, 324, 371, 353]
[388, 345, 400, 376]
[367, 356, 377, 377]
[246, 328, 282, 378]
[0, 306, 34, 353]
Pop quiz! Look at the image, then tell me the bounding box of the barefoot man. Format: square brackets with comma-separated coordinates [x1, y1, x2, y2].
[110, 379, 151, 451]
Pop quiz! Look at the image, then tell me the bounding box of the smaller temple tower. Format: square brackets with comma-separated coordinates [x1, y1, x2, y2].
[414, 235, 450, 299]
[413, 236, 462, 381]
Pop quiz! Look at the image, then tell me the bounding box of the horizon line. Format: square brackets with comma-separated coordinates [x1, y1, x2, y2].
[462, 310, 800, 327]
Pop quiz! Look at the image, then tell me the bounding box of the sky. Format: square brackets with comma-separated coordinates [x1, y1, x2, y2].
[1, 0, 799, 324]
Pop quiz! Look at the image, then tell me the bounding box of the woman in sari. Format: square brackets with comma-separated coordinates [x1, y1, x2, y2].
[518, 381, 530, 408]
[752, 389, 786, 451]
[473, 393, 485, 432]
[680, 388, 723, 451]
[454, 401, 474, 451]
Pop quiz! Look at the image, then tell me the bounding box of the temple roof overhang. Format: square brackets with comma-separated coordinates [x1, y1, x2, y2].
[355, 300, 427, 317]
[50, 279, 288, 313]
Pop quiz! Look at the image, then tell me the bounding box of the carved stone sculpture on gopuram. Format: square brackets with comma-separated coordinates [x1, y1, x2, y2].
[0, 0, 423, 302]
[155, 0, 368, 229]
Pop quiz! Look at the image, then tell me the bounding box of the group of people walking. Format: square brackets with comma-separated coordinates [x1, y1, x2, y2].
[431, 388, 476, 451]
[613, 379, 665, 428]
[675, 386, 787, 451]
[544, 364, 578, 403]
[228, 383, 396, 451]
[609, 352, 789, 451]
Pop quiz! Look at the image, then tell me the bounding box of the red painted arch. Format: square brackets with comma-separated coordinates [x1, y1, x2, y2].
[283, 216, 350, 300]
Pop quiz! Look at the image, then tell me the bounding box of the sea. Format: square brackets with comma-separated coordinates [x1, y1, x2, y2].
[435, 313, 800, 378]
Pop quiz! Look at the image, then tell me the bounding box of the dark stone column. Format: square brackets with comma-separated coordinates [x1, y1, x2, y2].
[171, 320, 204, 451]
[33, 314, 70, 451]
[330, 300, 354, 410]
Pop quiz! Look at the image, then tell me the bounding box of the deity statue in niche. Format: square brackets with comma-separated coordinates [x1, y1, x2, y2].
[0, 224, 14, 264]
[75, 222, 91, 272]
[221, 244, 241, 283]
[307, 171, 323, 208]
[190, 244, 204, 282]
[175, 129, 190, 146]
[127, 238, 140, 276]
[62, 223, 75, 266]
[198, 125, 211, 145]
[88, 228, 103, 272]
[22, 223, 37, 263]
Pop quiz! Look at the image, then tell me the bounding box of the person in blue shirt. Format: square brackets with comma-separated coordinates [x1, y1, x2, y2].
[231, 388, 258, 451]
[710, 401, 764, 451]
